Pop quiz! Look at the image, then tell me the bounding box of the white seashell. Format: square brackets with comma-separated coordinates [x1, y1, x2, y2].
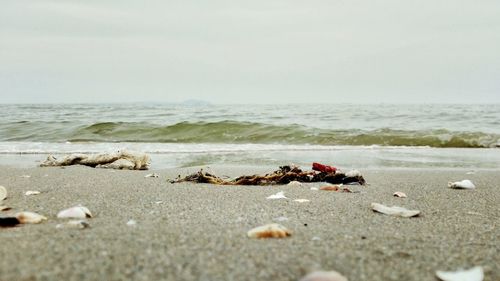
[266, 191, 287, 200]
[393, 191, 407, 198]
[0, 206, 12, 211]
[436, 266, 483, 281]
[371, 203, 420, 217]
[311, 236, 321, 241]
[144, 173, 159, 178]
[294, 199, 310, 203]
[56, 220, 90, 229]
[448, 180, 475, 189]
[247, 223, 291, 238]
[0, 185, 6, 201]
[310, 187, 319, 191]
[15, 211, 47, 224]
[345, 170, 362, 178]
[287, 181, 303, 186]
[299, 270, 349, 281]
[273, 216, 289, 222]
[126, 219, 137, 226]
[57, 206, 93, 219]
[25, 191, 41, 196]
[20, 175, 31, 178]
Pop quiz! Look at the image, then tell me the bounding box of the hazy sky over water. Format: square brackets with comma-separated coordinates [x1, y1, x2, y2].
[1, 0, 499, 104]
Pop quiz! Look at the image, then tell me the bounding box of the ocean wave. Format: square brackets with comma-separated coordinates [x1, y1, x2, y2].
[0, 120, 499, 148]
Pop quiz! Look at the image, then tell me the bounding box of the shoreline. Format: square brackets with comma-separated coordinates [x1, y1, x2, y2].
[0, 165, 498, 280]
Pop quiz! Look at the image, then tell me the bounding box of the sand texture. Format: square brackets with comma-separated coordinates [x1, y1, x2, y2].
[0, 166, 498, 281]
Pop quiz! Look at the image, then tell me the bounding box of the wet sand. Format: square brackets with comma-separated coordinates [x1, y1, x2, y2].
[0, 165, 498, 281]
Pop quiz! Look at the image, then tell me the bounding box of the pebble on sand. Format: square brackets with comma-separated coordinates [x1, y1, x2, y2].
[299, 270, 348, 281]
[247, 223, 291, 239]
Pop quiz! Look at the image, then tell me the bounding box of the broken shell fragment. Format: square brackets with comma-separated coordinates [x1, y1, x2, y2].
[266, 191, 287, 200]
[436, 266, 484, 281]
[144, 173, 159, 178]
[0, 206, 12, 211]
[294, 199, 310, 203]
[126, 219, 137, 226]
[0, 185, 7, 201]
[448, 180, 475, 189]
[371, 203, 420, 217]
[393, 191, 407, 198]
[15, 211, 47, 224]
[299, 270, 349, 281]
[25, 191, 41, 196]
[320, 185, 340, 191]
[287, 181, 303, 186]
[56, 220, 90, 229]
[57, 206, 93, 219]
[247, 223, 291, 239]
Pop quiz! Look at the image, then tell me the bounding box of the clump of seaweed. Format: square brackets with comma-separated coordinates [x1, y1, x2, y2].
[170, 165, 365, 186]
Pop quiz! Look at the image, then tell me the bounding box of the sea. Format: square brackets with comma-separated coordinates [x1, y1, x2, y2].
[1, 103, 499, 170]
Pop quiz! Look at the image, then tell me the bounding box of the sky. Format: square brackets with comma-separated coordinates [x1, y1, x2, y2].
[0, 0, 499, 104]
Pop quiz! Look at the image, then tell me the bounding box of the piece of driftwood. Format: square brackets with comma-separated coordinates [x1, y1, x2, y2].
[40, 151, 150, 170]
[170, 165, 365, 185]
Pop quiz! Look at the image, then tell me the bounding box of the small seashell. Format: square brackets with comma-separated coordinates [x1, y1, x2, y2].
[56, 220, 90, 229]
[320, 185, 340, 191]
[20, 175, 31, 178]
[25, 191, 41, 196]
[393, 191, 407, 198]
[448, 180, 475, 189]
[436, 266, 483, 281]
[287, 181, 303, 186]
[126, 219, 137, 226]
[299, 270, 349, 281]
[273, 216, 289, 222]
[57, 206, 93, 219]
[247, 223, 291, 239]
[294, 199, 310, 203]
[371, 203, 420, 217]
[311, 236, 321, 241]
[345, 170, 362, 178]
[15, 211, 47, 224]
[0, 206, 12, 211]
[310, 187, 319, 191]
[0, 185, 7, 201]
[144, 173, 159, 178]
[266, 191, 287, 200]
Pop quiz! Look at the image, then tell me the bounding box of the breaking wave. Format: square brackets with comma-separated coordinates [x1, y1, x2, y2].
[1, 121, 499, 148]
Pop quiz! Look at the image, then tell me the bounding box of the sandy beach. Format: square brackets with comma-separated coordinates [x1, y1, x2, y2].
[0, 165, 498, 281]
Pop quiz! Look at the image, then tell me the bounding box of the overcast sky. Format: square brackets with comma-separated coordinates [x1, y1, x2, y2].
[1, 0, 499, 104]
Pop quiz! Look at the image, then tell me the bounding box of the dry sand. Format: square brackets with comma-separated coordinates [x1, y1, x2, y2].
[0, 165, 498, 281]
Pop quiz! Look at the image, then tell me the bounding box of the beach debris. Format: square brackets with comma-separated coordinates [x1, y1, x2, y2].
[273, 216, 289, 222]
[25, 190, 41, 196]
[20, 175, 31, 178]
[40, 150, 150, 170]
[345, 170, 362, 178]
[57, 206, 93, 219]
[310, 187, 319, 191]
[448, 180, 475, 189]
[0, 217, 20, 227]
[294, 199, 310, 203]
[267, 191, 287, 200]
[312, 236, 321, 241]
[0, 185, 7, 201]
[247, 223, 291, 239]
[436, 266, 483, 281]
[393, 191, 407, 198]
[288, 180, 303, 186]
[320, 185, 340, 191]
[170, 165, 365, 186]
[15, 211, 47, 224]
[299, 270, 349, 281]
[0, 205, 11, 211]
[371, 203, 420, 217]
[312, 162, 337, 173]
[56, 220, 90, 229]
[126, 219, 137, 226]
[144, 173, 159, 178]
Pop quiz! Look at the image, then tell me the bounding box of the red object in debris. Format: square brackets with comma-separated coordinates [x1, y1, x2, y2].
[312, 162, 337, 173]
